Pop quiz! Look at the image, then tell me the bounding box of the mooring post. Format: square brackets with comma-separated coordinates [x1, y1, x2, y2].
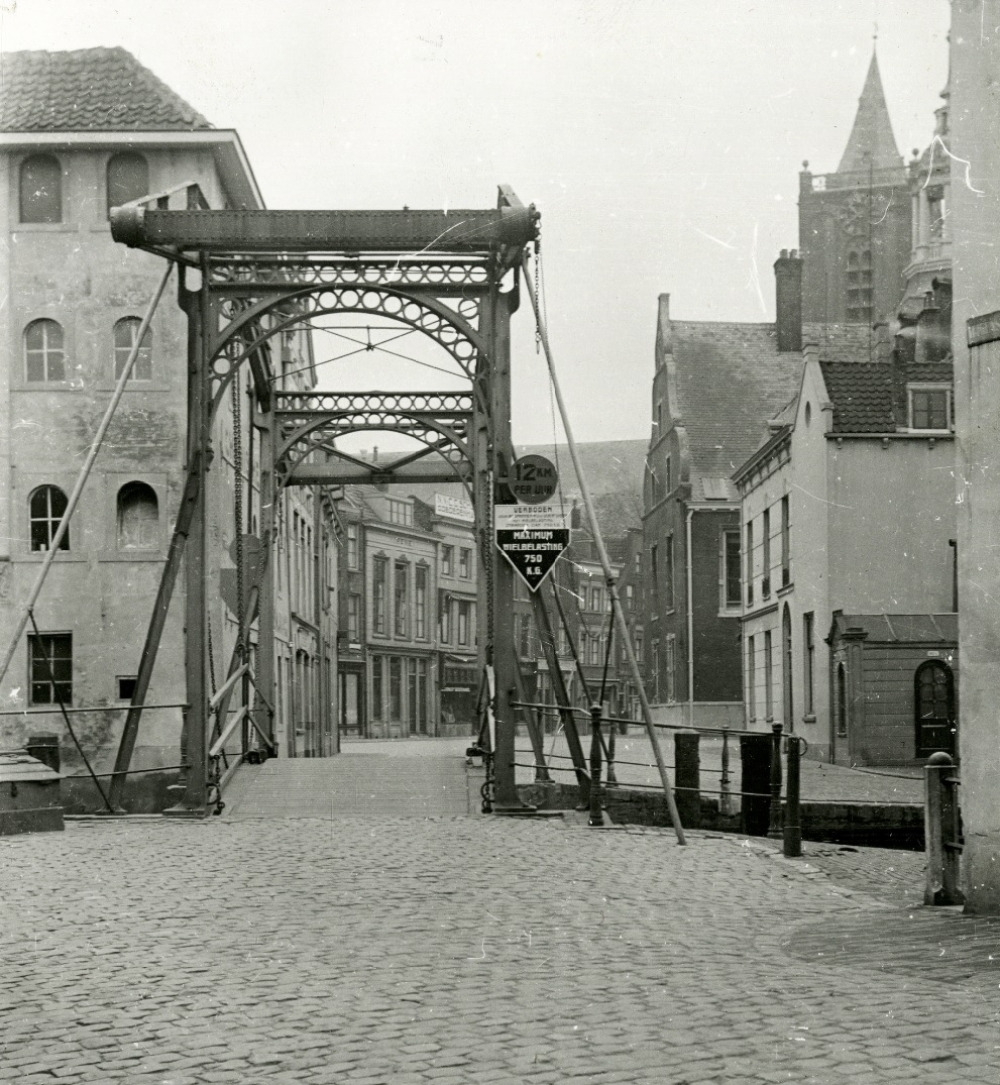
[924, 751, 964, 905]
[719, 728, 732, 817]
[783, 735, 802, 857]
[605, 701, 618, 787]
[589, 703, 604, 827]
[767, 723, 784, 840]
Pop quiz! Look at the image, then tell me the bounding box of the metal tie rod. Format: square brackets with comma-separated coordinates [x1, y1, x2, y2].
[520, 253, 685, 845]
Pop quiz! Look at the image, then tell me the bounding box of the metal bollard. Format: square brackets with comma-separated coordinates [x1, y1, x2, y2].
[924, 752, 964, 905]
[783, 735, 802, 857]
[605, 702, 618, 787]
[674, 731, 701, 828]
[719, 728, 732, 817]
[588, 703, 603, 827]
[767, 723, 784, 840]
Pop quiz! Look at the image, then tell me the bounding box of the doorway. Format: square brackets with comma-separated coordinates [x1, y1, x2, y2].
[915, 660, 956, 757]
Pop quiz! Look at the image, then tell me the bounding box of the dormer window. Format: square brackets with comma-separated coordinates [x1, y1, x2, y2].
[909, 385, 951, 432]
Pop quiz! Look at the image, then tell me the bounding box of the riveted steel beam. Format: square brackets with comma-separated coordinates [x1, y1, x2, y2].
[111, 206, 539, 255]
[285, 462, 472, 486]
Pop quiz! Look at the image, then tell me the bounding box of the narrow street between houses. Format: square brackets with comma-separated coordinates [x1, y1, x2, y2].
[2, 746, 997, 1085]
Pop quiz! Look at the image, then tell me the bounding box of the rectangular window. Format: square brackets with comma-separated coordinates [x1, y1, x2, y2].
[347, 593, 361, 640]
[518, 613, 531, 658]
[117, 676, 136, 701]
[390, 657, 402, 720]
[439, 594, 451, 643]
[909, 387, 950, 431]
[590, 635, 602, 666]
[371, 656, 383, 720]
[634, 629, 643, 663]
[803, 612, 815, 717]
[442, 545, 454, 577]
[762, 509, 771, 598]
[373, 557, 388, 635]
[388, 499, 413, 526]
[625, 583, 634, 609]
[650, 545, 659, 616]
[457, 600, 472, 646]
[458, 547, 471, 578]
[394, 561, 408, 638]
[415, 566, 427, 639]
[664, 635, 676, 703]
[634, 553, 641, 577]
[747, 635, 756, 721]
[764, 630, 773, 719]
[579, 628, 588, 661]
[664, 455, 672, 496]
[746, 521, 754, 605]
[722, 529, 741, 609]
[781, 496, 791, 588]
[347, 524, 359, 570]
[591, 586, 602, 612]
[664, 535, 674, 610]
[29, 632, 72, 706]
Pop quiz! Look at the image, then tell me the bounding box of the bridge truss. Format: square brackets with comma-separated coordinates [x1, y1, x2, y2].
[108, 188, 539, 815]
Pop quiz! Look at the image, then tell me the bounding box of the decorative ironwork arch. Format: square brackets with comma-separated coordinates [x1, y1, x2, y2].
[274, 390, 474, 490]
[207, 284, 484, 414]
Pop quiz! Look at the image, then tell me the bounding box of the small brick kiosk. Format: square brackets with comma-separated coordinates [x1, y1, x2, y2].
[828, 612, 958, 766]
[0, 750, 64, 835]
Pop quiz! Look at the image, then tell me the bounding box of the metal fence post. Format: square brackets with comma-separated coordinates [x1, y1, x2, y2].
[767, 723, 784, 840]
[589, 703, 603, 827]
[924, 752, 964, 905]
[783, 735, 802, 857]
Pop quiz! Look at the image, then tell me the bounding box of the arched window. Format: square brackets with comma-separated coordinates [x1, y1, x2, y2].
[20, 155, 62, 223]
[113, 317, 153, 380]
[29, 486, 69, 552]
[117, 482, 158, 550]
[106, 153, 149, 216]
[24, 319, 66, 382]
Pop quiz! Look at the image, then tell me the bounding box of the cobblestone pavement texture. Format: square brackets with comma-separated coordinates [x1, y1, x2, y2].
[2, 744, 997, 1085]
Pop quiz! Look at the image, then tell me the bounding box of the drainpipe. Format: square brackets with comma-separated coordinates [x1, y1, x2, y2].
[686, 507, 694, 730]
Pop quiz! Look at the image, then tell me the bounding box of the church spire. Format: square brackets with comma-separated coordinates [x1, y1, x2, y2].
[837, 49, 903, 173]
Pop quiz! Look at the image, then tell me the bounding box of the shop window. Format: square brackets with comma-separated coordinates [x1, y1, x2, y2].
[20, 155, 62, 223]
[24, 319, 66, 382]
[30, 486, 70, 552]
[117, 482, 158, 550]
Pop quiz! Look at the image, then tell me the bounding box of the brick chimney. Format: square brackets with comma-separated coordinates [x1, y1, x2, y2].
[774, 249, 803, 353]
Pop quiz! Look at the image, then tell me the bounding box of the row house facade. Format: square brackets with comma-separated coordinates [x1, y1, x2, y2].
[336, 487, 477, 739]
[0, 48, 339, 808]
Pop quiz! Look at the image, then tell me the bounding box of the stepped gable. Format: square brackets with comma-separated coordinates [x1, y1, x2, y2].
[836, 50, 903, 173]
[0, 47, 212, 131]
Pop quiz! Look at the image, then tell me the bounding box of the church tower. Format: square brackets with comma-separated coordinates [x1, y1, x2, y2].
[798, 50, 912, 330]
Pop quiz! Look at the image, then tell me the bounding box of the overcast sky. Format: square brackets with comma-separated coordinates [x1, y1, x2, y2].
[0, 0, 950, 445]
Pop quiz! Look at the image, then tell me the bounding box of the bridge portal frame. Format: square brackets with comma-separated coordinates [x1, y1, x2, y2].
[109, 187, 538, 816]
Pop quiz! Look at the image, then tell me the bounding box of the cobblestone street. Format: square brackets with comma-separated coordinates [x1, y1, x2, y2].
[2, 747, 997, 1084]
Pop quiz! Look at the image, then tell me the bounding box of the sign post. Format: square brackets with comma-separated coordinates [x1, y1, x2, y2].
[495, 504, 569, 592]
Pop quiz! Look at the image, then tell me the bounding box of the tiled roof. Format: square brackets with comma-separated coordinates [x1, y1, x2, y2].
[833, 613, 957, 644]
[669, 322, 801, 497]
[820, 362, 896, 432]
[0, 47, 212, 131]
